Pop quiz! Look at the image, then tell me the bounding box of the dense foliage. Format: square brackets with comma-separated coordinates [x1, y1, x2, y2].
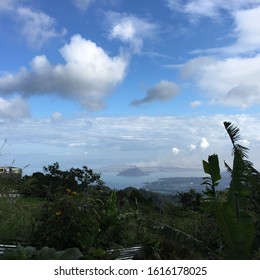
[0, 122, 260, 259]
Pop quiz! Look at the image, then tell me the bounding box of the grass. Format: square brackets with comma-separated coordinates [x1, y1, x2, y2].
[0, 197, 44, 244]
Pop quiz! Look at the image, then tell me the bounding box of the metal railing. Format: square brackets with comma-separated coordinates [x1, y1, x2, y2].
[0, 244, 17, 255]
[108, 245, 143, 260]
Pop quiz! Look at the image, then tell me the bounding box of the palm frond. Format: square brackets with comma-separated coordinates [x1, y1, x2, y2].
[224, 161, 232, 174]
[224, 121, 250, 160]
[236, 144, 249, 159]
[224, 121, 241, 145]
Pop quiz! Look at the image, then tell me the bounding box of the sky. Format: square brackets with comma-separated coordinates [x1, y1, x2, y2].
[1, 0, 260, 175]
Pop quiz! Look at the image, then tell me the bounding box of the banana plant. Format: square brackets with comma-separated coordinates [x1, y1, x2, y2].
[202, 154, 221, 199]
[223, 121, 252, 217]
[201, 122, 257, 259]
[223, 121, 260, 255]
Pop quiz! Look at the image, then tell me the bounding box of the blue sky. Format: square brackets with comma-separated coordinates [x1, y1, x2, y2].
[1, 0, 260, 174]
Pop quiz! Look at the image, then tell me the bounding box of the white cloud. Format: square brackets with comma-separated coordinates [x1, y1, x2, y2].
[180, 56, 260, 109]
[3, 114, 260, 173]
[0, 96, 30, 119]
[181, 57, 216, 78]
[131, 80, 180, 106]
[188, 138, 210, 152]
[0, 34, 129, 111]
[199, 137, 210, 150]
[0, 1, 65, 48]
[107, 12, 159, 52]
[176, 6, 260, 109]
[190, 100, 202, 108]
[16, 6, 66, 48]
[172, 147, 180, 155]
[166, 0, 260, 19]
[51, 112, 63, 122]
[68, 142, 86, 147]
[229, 7, 260, 54]
[193, 7, 260, 55]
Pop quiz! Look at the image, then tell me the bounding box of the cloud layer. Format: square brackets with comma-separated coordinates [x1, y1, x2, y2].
[3, 114, 260, 173]
[0, 35, 128, 111]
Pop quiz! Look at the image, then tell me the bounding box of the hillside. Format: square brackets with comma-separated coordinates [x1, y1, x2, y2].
[142, 173, 231, 194]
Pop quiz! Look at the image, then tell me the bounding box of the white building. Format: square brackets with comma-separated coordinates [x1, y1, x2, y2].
[0, 166, 22, 179]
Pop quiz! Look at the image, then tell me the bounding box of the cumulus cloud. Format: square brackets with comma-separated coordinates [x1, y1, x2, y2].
[199, 137, 210, 150]
[189, 138, 210, 152]
[0, 1, 65, 48]
[228, 7, 260, 54]
[180, 57, 216, 79]
[107, 12, 159, 52]
[0, 34, 128, 111]
[225, 84, 260, 108]
[131, 80, 180, 106]
[180, 56, 260, 109]
[0, 96, 30, 119]
[172, 147, 180, 155]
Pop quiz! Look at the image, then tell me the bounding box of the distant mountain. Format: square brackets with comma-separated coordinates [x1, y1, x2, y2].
[117, 167, 149, 177]
[97, 164, 202, 174]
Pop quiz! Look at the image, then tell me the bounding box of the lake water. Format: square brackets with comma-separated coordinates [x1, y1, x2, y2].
[100, 170, 204, 189]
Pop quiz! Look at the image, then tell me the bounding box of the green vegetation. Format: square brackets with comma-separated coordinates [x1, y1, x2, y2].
[0, 121, 260, 259]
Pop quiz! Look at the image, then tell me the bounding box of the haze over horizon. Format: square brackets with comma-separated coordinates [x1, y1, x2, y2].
[1, 0, 260, 175]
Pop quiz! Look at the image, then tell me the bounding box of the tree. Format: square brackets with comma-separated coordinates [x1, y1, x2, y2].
[20, 163, 104, 198]
[178, 189, 202, 210]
